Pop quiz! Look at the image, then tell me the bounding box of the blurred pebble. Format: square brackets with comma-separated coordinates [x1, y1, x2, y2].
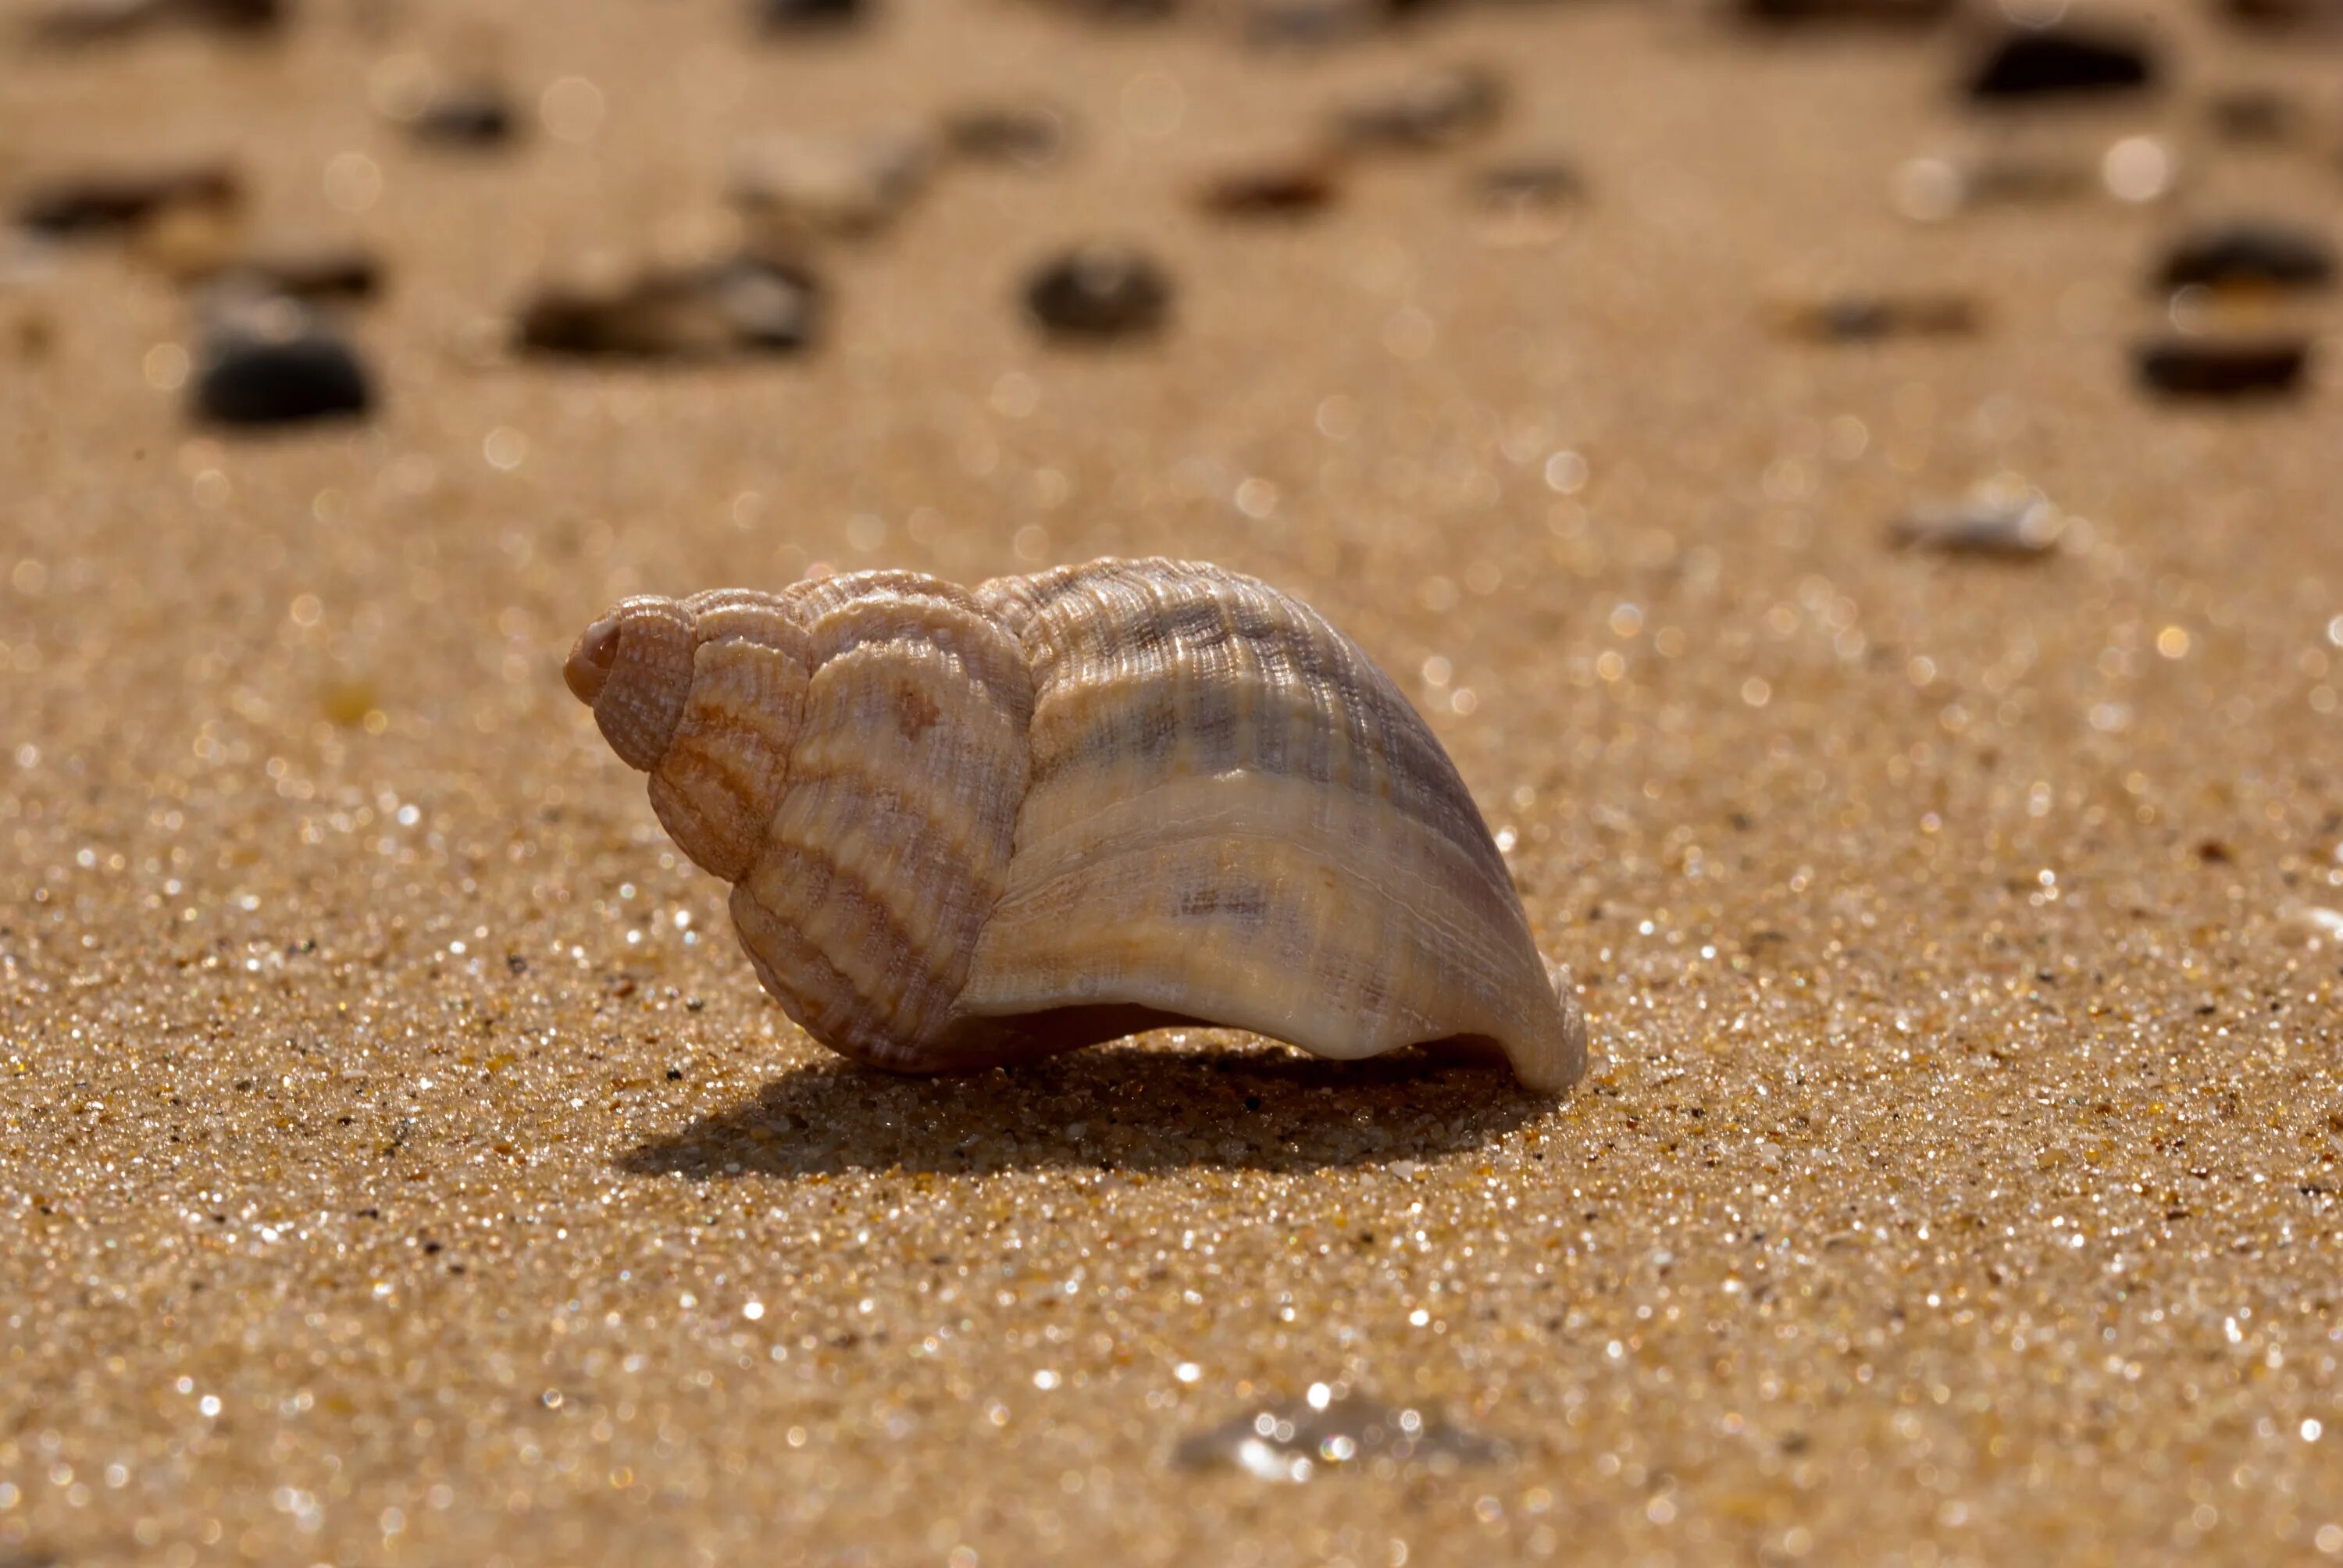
[1890, 493, 2063, 558]
[2277, 903, 2343, 943]
[1771, 291, 1978, 342]
[753, 0, 865, 30]
[1024, 244, 1171, 339]
[2206, 86, 2302, 143]
[731, 130, 933, 242]
[2156, 221, 2334, 294]
[30, 0, 278, 45]
[1244, 0, 1389, 47]
[940, 102, 1068, 169]
[14, 162, 241, 238]
[1731, 0, 1952, 27]
[517, 255, 822, 358]
[1195, 155, 1339, 218]
[2134, 337, 2309, 397]
[409, 82, 519, 149]
[1966, 24, 2156, 103]
[198, 247, 382, 303]
[2216, 0, 2343, 29]
[1334, 63, 1503, 153]
[193, 291, 373, 426]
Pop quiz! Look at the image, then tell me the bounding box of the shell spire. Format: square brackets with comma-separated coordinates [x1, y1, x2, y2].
[564, 558, 1588, 1093]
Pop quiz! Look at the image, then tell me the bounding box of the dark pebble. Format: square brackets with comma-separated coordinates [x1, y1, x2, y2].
[941, 103, 1068, 169]
[1196, 158, 1339, 218]
[1023, 245, 1171, 339]
[14, 163, 240, 237]
[1733, 0, 1952, 27]
[518, 255, 822, 358]
[1335, 63, 1503, 152]
[191, 246, 383, 304]
[2216, 0, 2343, 27]
[2134, 337, 2310, 398]
[194, 294, 373, 426]
[1967, 26, 2156, 102]
[753, 0, 863, 27]
[410, 84, 518, 149]
[2156, 221, 2334, 294]
[31, 0, 279, 44]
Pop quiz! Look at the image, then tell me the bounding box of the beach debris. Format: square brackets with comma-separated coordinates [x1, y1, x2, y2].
[192, 290, 373, 426]
[1890, 492, 2065, 558]
[1172, 1387, 1510, 1481]
[517, 254, 822, 358]
[752, 0, 865, 30]
[2156, 220, 2335, 294]
[1194, 154, 1340, 218]
[2134, 337, 2310, 398]
[1771, 290, 1980, 342]
[1965, 23, 2156, 104]
[940, 102, 1069, 169]
[13, 162, 241, 239]
[561, 559, 1589, 1092]
[408, 80, 520, 149]
[1472, 158, 1584, 214]
[730, 129, 934, 242]
[1332, 63, 1503, 153]
[1023, 244, 1172, 338]
[29, 0, 279, 45]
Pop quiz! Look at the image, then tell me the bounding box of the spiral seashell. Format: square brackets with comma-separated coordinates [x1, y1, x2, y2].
[564, 559, 1587, 1092]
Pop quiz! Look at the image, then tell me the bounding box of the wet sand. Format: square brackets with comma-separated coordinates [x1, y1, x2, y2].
[3, 0, 2342, 1562]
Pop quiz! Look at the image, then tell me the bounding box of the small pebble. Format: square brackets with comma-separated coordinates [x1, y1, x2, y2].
[2156, 220, 2335, 294]
[940, 103, 1068, 169]
[1243, 0, 1387, 47]
[1023, 244, 1171, 339]
[517, 255, 822, 358]
[1173, 1390, 1507, 1481]
[14, 162, 241, 238]
[2217, 0, 2343, 29]
[1334, 63, 1503, 153]
[2134, 337, 2310, 398]
[752, 0, 865, 30]
[1771, 291, 1977, 342]
[1731, 0, 1952, 26]
[193, 292, 373, 426]
[408, 82, 519, 149]
[163, 241, 383, 303]
[731, 130, 933, 242]
[30, 0, 278, 45]
[1966, 25, 2156, 103]
[1195, 155, 1339, 218]
[1890, 493, 2063, 558]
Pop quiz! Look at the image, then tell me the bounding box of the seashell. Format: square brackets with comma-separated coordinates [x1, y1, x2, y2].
[729, 129, 934, 243]
[565, 558, 1587, 1093]
[1889, 491, 2064, 558]
[515, 254, 822, 359]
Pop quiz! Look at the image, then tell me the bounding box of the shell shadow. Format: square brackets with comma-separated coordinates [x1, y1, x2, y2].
[615, 1042, 1552, 1178]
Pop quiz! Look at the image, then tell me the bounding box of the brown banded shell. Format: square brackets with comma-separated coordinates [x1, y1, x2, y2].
[563, 559, 1587, 1092]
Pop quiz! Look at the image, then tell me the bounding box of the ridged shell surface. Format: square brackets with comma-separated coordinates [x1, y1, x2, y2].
[564, 558, 1587, 1092]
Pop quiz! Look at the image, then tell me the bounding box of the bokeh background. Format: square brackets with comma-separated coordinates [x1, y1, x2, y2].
[3, 0, 2341, 1563]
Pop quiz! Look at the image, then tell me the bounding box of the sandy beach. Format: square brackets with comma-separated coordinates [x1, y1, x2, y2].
[3, 0, 2341, 1560]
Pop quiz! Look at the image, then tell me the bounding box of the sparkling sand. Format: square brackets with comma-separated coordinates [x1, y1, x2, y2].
[3, 0, 2341, 1562]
